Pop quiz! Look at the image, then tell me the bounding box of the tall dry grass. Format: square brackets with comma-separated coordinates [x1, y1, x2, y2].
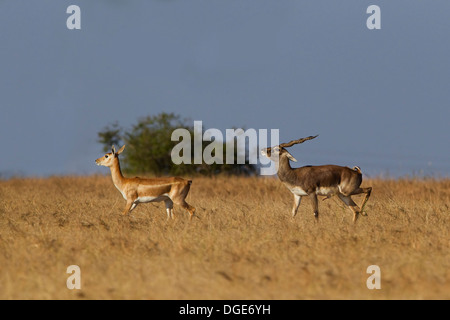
[0, 175, 449, 299]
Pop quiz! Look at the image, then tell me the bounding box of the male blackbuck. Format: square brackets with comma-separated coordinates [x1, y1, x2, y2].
[261, 135, 372, 223]
[95, 145, 195, 219]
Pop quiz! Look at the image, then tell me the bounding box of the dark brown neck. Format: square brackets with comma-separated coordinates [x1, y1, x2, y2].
[277, 153, 295, 183]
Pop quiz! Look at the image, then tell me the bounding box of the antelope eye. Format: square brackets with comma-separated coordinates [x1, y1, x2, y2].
[105, 155, 109, 158]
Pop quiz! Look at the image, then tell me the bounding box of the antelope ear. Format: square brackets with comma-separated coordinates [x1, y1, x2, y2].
[285, 150, 297, 162]
[111, 145, 116, 155]
[117, 145, 125, 155]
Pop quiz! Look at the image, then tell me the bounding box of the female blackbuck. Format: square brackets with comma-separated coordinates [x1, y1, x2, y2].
[261, 135, 372, 223]
[95, 145, 195, 219]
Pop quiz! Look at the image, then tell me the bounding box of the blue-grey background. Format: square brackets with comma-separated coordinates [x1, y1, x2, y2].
[0, 1, 449, 178]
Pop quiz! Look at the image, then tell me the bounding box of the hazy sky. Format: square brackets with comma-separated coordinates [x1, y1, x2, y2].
[0, 1, 449, 178]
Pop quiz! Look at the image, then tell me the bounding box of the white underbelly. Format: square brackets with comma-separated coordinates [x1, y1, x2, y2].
[135, 194, 169, 204]
[316, 186, 339, 196]
[288, 186, 339, 197]
[288, 186, 308, 196]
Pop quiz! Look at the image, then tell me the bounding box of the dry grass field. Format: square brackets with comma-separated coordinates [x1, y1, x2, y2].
[0, 175, 449, 300]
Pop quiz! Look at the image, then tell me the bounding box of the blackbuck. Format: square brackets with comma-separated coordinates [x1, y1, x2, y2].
[95, 145, 195, 219]
[261, 135, 372, 223]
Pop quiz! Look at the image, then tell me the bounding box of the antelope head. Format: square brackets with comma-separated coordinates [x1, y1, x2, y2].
[95, 145, 125, 167]
[261, 135, 318, 163]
